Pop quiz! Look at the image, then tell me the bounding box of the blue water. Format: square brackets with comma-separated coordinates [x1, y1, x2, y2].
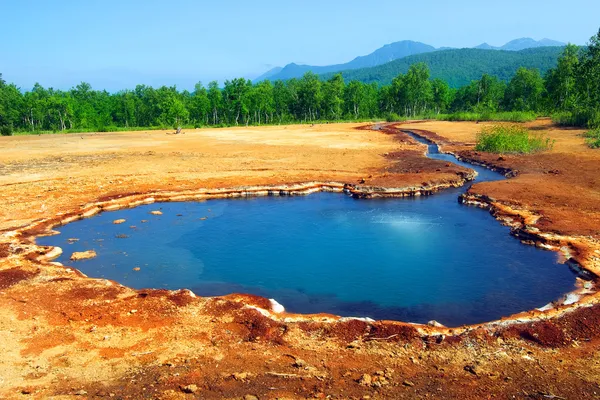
[37, 132, 577, 326]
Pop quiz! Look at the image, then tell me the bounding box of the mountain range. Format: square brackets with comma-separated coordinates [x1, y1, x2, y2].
[255, 38, 567, 83]
[474, 38, 566, 51]
[320, 47, 565, 88]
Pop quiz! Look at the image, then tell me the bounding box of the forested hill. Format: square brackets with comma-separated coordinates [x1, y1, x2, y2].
[255, 40, 436, 81]
[320, 47, 565, 87]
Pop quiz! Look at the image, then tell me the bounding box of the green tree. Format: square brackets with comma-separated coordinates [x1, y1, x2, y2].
[223, 78, 251, 125]
[250, 80, 274, 124]
[322, 74, 345, 120]
[297, 72, 322, 121]
[272, 80, 291, 123]
[403, 63, 433, 116]
[578, 29, 600, 113]
[344, 81, 365, 119]
[189, 82, 210, 126]
[504, 67, 544, 112]
[545, 44, 580, 111]
[207, 81, 222, 125]
[431, 78, 452, 114]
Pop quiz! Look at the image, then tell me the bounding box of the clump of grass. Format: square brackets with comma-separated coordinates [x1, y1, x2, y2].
[438, 111, 537, 123]
[584, 128, 600, 149]
[552, 110, 600, 128]
[475, 125, 554, 154]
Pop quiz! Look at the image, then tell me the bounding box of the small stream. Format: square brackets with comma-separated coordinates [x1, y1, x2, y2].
[37, 131, 577, 326]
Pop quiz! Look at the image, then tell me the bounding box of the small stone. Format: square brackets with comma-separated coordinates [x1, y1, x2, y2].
[180, 384, 198, 394]
[402, 380, 414, 387]
[70, 250, 97, 261]
[21, 388, 32, 394]
[75, 390, 87, 396]
[464, 365, 478, 376]
[129, 309, 138, 315]
[150, 210, 163, 215]
[244, 395, 259, 400]
[133, 267, 141, 271]
[358, 374, 372, 386]
[293, 358, 307, 368]
[113, 219, 126, 224]
[427, 320, 446, 328]
[233, 372, 249, 381]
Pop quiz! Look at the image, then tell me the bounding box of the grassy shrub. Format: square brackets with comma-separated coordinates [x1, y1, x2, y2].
[385, 112, 403, 122]
[439, 112, 537, 123]
[552, 110, 600, 128]
[584, 128, 600, 149]
[0, 125, 13, 136]
[475, 125, 554, 154]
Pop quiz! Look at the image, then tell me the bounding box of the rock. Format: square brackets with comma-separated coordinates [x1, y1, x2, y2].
[244, 395, 259, 400]
[464, 364, 478, 376]
[233, 372, 250, 381]
[75, 390, 87, 396]
[180, 384, 198, 394]
[402, 380, 415, 387]
[427, 320, 446, 328]
[150, 210, 163, 215]
[133, 267, 141, 271]
[293, 358, 307, 368]
[70, 250, 97, 261]
[358, 373, 372, 386]
[113, 219, 126, 224]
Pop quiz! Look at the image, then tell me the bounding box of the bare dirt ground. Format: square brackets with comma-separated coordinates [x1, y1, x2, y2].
[1, 121, 600, 399]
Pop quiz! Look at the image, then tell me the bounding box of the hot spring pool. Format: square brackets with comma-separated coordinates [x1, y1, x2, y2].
[36, 132, 578, 326]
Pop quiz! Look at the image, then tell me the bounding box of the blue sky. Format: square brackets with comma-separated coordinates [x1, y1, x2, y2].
[1, 0, 599, 91]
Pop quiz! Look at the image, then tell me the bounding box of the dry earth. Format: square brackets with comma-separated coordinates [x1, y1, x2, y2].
[1, 121, 600, 399]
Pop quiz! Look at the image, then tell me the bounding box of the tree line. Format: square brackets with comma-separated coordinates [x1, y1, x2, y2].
[1, 29, 598, 135]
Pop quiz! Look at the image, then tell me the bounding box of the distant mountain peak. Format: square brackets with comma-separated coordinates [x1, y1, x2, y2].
[254, 40, 436, 82]
[475, 42, 496, 50]
[255, 37, 566, 82]
[475, 38, 565, 52]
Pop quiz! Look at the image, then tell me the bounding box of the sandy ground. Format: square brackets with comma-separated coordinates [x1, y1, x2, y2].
[1, 121, 600, 399]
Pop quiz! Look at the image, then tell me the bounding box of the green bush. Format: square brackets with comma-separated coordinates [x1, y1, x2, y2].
[385, 112, 403, 122]
[584, 128, 600, 149]
[0, 125, 13, 136]
[552, 109, 600, 128]
[475, 124, 554, 154]
[438, 112, 537, 123]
